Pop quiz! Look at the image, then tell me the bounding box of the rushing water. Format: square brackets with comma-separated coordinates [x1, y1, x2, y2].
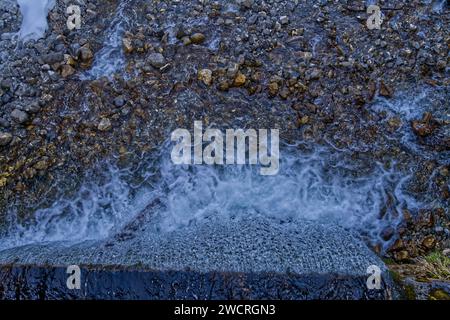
[0, 137, 424, 253]
[1, 80, 447, 255]
[79, 0, 131, 80]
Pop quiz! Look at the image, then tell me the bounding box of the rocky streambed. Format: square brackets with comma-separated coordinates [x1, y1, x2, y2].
[0, 0, 449, 299]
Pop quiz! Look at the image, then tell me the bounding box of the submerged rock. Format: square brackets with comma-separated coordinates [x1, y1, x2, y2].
[114, 95, 126, 107]
[78, 45, 94, 68]
[411, 112, 436, 137]
[379, 81, 393, 98]
[122, 37, 133, 54]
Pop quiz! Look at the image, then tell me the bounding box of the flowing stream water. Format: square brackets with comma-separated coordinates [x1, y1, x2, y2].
[1, 0, 448, 277]
[79, 0, 131, 80]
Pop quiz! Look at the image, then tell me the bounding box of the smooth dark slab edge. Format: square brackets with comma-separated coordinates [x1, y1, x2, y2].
[0, 264, 394, 300]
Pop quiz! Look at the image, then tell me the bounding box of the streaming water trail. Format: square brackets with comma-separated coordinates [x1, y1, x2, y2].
[80, 0, 131, 80]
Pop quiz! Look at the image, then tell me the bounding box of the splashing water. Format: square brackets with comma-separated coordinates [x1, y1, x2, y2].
[0, 140, 422, 252]
[1, 165, 145, 248]
[372, 88, 437, 121]
[153, 144, 419, 239]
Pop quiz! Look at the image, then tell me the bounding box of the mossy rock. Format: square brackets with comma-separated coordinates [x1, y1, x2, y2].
[428, 289, 450, 300]
[388, 269, 403, 284]
[404, 285, 417, 300]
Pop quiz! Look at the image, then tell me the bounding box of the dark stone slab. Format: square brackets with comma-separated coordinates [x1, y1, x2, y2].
[0, 264, 393, 300]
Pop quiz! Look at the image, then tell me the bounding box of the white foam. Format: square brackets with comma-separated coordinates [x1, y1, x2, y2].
[0, 142, 420, 251]
[17, 0, 55, 42]
[80, 1, 129, 80]
[152, 144, 417, 243]
[371, 88, 431, 121]
[432, 0, 447, 13]
[1, 165, 151, 248]
[370, 86, 450, 163]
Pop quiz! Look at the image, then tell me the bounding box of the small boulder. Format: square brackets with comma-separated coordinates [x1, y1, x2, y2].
[148, 52, 166, 68]
[379, 81, 393, 98]
[268, 82, 279, 96]
[233, 73, 246, 87]
[393, 250, 409, 262]
[79, 45, 94, 62]
[0, 132, 13, 146]
[11, 109, 29, 124]
[306, 68, 322, 80]
[226, 63, 239, 78]
[41, 52, 64, 65]
[190, 33, 205, 44]
[421, 235, 436, 250]
[217, 80, 230, 91]
[280, 16, 289, 25]
[24, 100, 41, 114]
[60, 64, 75, 78]
[411, 112, 435, 137]
[239, 0, 253, 10]
[34, 159, 49, 171]
[198, 69, 213, 86]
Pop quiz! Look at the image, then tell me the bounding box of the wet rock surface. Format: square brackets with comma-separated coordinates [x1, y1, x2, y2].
[0, 265, 391, 300]
[0, 217, 387, 276]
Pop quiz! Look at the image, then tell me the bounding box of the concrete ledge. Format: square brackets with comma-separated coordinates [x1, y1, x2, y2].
[0, 217, 396, 299]
[0, 217, 386, 275]
[0, 265, 393, 300]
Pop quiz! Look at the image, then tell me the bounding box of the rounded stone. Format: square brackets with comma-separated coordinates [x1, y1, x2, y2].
[0, 132, 13, 146]
[98, 118, 112, 131]
[148, 52, 166, 68]
[190, 33, 206, 44]
[11, 109, 29, 124]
